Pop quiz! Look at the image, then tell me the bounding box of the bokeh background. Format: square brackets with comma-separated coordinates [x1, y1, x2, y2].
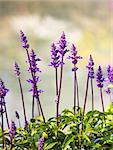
[0, 0, 113, 125]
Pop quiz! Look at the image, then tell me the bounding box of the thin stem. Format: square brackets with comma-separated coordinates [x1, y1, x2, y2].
[37, 96, 45, 122]
[10, 137, 13, 150]
[91, 79, 94, 111]
[57, 62, 63, 126]
[26, 49, 45, 121]
[4, 100, 9, 129]
[74, 71, 77, 115]
[32, 97, 35, 118]
[1, 98, 4, 149]
[18, 77, 27, 126]
[37, 99, 41, 116]
[76, 78, 80, 112]
[100, 88, 105, 112]
[55, 68, 59, 126]
[83, 76, 89, 117]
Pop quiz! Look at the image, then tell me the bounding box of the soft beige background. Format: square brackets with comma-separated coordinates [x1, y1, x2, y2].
[0, 0, 113, 125]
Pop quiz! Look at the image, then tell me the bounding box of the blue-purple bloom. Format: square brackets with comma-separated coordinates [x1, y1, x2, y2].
[13, 62, 21, 77]
[0, 79, 9, 99]
[107, 65, 113, 84]
[68, 44, 82, 72]
[38, 137, 44, 150]
[86, 55, 94, 78]
[9, 121, 16, 138]
[27, 50, 43, 98]
[15, 111, 20, 119]
[28, 49, 41, 74]
[20, 30, 29, 49]
[49, 42, 60, 68]
[96, 66, 104, 88]
[57, 32, 69, 65]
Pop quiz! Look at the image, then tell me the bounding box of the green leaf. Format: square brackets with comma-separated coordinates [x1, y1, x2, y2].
[44, 142, 58, 150]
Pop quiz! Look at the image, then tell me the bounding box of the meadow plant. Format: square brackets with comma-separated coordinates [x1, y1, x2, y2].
[0, 31, 113, 149]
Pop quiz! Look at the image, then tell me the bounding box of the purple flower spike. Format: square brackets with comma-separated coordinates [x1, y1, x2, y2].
[9, 121, 16, 138]
[38, 137, 44, 150]
[49, 42, 60, 68]
[13, 62, 21, 77]
[87, 55, 94, 78]
[28, 49, 41, 74]
[20, 30, 29, 49]
[107, 65, 113, 84]
[0, 79, 9, 99]
[57, 32, 69, 65]
[96, 66, 104, 88]
[68, 44, 82, 72]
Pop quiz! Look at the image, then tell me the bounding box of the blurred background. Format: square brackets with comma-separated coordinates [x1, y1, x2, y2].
[0, 0, 113, 126]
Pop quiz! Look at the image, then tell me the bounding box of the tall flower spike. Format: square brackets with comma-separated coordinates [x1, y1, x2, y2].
[0, 79, 9, 99]
[49, 42, 60, 68]
[57, 32, 69, 65]
[68, 44, 82, 72]
[107, 65, 113, 84]
[96, 66, 104, 88]
[9, 121, 16, 138]
[13, 62, 21, 77]
[28, 49, 41, 74]
[38, 137, 44, 150]
[20, 30, 29, 49]
[86, 55, 94, 78]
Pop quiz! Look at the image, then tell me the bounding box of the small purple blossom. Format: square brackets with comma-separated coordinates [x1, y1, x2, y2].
[9, 121, 16, 138]
[68, 44, 82, 72]
[20, 30, 29, 49]
[107, 65, 113, 84]
[15, 111, 20, 119]
[28, 49, 41, 74]
[86, 55, 94, 78]
[105, 88, 111, 95]
[49, 42, 60, 68]
[27, 50, 43, 98]
[57, 32, 69, 65]
[13, 62, 21, 77]
[38, 137, 44, 150]
[96, 66, 104, 88]
[0, 79, 9, 99]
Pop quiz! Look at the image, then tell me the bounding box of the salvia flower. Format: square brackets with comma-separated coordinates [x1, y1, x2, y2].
[38, 137, 44, 150]
[96, 66, 104, 88]
[49, 42, 60, 68]
[15, 111, 20, 119]
[13, 62, 21, 77]
[27, 50, 43, 98]
[0, 79, 9, 99]
[57, 32, 69, 65]
[107, 65, 113, 84]
[28, 49, 41, 74]
[20, 30, 29, 49]
[9, 121, 16, 138]
[68, 44, 82, 72]
[86, 55, 94, 78]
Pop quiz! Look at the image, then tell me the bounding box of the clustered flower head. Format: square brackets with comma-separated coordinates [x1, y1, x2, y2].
[15, 111, 20, 119]
[38, 137, 44, 150]
[50, 32, 69, 68]
[13, 62, 21, 77]
[107, 65, 113, 84]
[27, 50, 43, 98]
[28, 49, 41, 74]
[49, 42, 60, 68]
[9, 121, 16, 138]
[20, 30, 29, 49]
[96, 66, 104, 88]
[87, 55, 94, 78]
[68, 44, 82, 72]
[0, 79, 9, 99]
